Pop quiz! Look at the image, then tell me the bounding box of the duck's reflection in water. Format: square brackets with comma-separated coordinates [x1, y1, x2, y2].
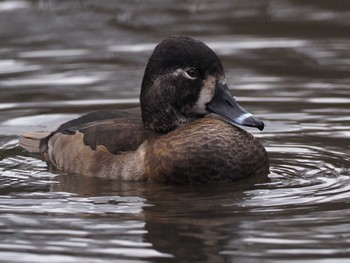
[52, 173, 268, 262]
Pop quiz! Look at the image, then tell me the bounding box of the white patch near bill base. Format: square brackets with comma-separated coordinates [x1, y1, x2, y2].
[193, 76, 217, 114]
[173, 68, 184, 77]
[235, 112, 253, 124]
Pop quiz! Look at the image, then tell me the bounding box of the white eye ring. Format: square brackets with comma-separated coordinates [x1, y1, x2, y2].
[184, 68, 199, 80]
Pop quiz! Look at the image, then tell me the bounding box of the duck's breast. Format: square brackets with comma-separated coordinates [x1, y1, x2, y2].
[142, 116, 269, 183]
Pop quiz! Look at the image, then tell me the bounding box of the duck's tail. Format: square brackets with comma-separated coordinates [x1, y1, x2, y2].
[19, 132, 50, 153]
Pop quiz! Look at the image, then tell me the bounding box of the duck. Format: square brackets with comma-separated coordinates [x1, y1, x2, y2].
[20, 36, 269, 184]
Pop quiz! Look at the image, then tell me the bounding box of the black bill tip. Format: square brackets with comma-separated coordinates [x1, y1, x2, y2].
[241, 115, 265, 131]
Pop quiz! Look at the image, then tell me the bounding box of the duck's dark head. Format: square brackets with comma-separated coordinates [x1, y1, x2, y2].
[140, 36, 264, 133]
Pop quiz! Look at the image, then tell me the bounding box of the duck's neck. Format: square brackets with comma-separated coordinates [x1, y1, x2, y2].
[141, 103, 191, 134]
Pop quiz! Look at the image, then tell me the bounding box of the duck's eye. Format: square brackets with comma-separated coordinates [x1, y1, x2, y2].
[185, 68, 199, 79]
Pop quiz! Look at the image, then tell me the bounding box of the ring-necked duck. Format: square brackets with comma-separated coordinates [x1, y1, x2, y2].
[20, 36, 269, 184]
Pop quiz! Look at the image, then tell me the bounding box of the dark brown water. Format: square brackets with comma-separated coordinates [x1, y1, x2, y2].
[0, 1, 350, 262]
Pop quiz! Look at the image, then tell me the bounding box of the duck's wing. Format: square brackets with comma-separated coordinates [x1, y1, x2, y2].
[38, 109, 154, 179]
[48, 108, 154, 154]
[61, 116, 153, 154]
[54, 108, 141, 134]
[20, 108, 153, 155]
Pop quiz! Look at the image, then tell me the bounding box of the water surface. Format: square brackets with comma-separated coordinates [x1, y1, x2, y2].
[0, 1, 349, 262]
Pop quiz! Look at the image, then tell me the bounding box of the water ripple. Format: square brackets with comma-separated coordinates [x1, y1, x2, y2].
[0, 1, 349, 261]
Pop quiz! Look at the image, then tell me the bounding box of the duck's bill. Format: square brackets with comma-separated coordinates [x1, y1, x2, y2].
[206, 83, 265, 131]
